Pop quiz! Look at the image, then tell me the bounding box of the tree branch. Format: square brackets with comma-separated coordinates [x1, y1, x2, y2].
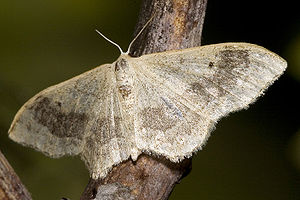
[0, 150, 32, 200]
[80, 0, 207, 199]
[131, 0, 207, 56]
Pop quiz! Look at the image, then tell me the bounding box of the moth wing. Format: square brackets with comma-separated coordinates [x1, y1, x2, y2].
[133, 70, 212, 161]
[131, 42, 286, 161]
[9, 64, 133, 178]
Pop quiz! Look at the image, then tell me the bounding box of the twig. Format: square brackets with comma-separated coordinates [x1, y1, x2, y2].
[0, 150, 32, 200]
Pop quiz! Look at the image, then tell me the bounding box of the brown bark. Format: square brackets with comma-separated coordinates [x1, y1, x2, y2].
[131, 0, 207, 56]
[0, 150, 32, 200]
[80, 0, 207, 199]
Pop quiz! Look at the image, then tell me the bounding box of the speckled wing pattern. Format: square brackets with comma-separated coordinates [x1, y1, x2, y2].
[8, 64, 135, 178]
[130, 43, 286, 162]
[8, 42, 287, 179]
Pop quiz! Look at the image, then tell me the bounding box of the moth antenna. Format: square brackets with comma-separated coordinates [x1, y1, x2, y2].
[95, 29, 124, 54]
[126, 14, 155, 54]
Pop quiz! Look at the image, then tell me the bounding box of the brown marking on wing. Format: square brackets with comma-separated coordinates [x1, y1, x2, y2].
[187, 48, 250, 99]
[29, 96, 88, 139]
[90, 116, 124, 144]
[141, 107, 177, 132]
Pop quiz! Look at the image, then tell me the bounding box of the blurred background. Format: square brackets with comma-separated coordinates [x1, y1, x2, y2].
[0, 0, 299, 199]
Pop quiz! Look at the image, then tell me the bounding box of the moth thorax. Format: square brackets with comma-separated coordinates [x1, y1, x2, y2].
[114, 58, 134, 99]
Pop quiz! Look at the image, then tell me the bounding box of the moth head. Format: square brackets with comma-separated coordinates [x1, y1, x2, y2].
[114, 57, 129, 72]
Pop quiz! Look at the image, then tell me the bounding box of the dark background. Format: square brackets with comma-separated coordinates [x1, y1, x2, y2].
[0, 0, 299, 199]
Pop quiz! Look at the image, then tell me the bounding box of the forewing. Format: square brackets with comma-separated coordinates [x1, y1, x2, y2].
[131, 42, 286, 161]
[9, 64, 133, 178]
[8, 65, 111, 157]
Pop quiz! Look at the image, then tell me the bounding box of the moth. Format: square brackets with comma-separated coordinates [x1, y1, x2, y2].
[8, 24, 287, 179]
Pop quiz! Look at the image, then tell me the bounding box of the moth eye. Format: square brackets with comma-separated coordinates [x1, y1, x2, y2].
[209, 62, 214, 67]
[115, 64, 121, 71]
